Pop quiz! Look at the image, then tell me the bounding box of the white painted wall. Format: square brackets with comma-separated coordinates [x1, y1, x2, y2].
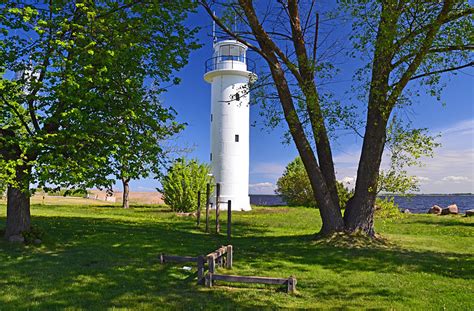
[204, 40, 255, 211]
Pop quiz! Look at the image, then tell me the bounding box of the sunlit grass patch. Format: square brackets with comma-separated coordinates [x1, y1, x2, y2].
[0, 202, 472, 309]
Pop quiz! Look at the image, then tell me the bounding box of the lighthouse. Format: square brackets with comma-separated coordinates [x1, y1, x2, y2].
[204, 39, 256, 211]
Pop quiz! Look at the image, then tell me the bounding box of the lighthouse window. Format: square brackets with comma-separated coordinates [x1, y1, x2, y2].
[235, 134, 239, 142]
[211, 114, 213, 122]
[210, 153, 212, 161]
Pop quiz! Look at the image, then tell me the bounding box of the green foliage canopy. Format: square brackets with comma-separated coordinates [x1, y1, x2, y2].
[0, 1, 198, 191]
[159, 158, 213, 212]
[276, 157, 352, 208]
[378, 117, 441, 195]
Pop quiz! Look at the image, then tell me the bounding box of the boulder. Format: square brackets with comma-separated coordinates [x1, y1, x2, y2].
[34, 239, 42, 245]
[465, 209, 474, 217]
[402, 209, 411, 214]
[8, 235, 25, 243]
[176, 212, 196, 217]
[428, 205, 442, 214]
[441, 204, 458, 215]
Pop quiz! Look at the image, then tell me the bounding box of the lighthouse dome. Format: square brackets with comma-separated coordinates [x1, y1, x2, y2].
[204, 40, 255, 82]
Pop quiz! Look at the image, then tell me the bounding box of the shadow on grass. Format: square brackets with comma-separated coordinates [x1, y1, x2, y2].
[406, 218, 474, 228]
[0, 211, 472, 309]
[0, 216, 277, 309]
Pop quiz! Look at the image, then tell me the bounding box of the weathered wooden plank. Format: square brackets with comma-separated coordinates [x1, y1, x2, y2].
[205, 273, 213, 287]
[227, 200, 232, 240]
[205, 183, 210, 233]
[207, 254, 216, 273]
[160, 254, 198, 264]
[197, 191, 201, 226]
[216, 183, 220, 234]
[226, 245, 233, 269]
[206, 246, 227, 259]
[217, 245, 225, 267]
[197, 256, 205, 285]
[211, 274, 289, 285]
[287, 276, 297, 293]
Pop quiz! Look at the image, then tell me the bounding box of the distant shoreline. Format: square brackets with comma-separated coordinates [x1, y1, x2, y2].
[250, 193, 474, 196]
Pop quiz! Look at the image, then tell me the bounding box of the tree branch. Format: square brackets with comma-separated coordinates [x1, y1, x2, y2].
[409, 61, 474, 80]
[312, 13, 319, 64]
[394, 6, 474, 48]
[0, 94, 34, 136]
[388, 0, 455, 105]
[199, 1, 266, 58]
[96, 0, 145, 18]
[201, 1, 306, 84]
[392, 44, 474, 68]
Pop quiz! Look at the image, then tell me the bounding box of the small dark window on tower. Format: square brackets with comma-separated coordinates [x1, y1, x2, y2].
[235, 134, 239, 142]
[235, 93, 240, 101]
[211, 114, 213, 122]
[210, 153, 212, 161]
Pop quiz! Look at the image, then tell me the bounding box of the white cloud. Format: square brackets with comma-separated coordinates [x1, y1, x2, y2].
[250, 162, 286, 179]
[332, 119, 474, 193]
[442, 176, 470, 183]
[333, 148, 361, 168]
[248, 120, 474, 194]
[339, 176, 356, 189]
[405, 119, 474, 192]
[249, 182, 276, 195]
[415, 176, 431, 183]
[440, 119, 474, 137]
[250, 182, 274, 187]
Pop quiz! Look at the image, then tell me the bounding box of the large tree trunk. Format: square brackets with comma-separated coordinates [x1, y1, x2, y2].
[286, 0, 340, 211]
[5, 167, 31, 239]
[237, 0, 344, 235]
[342, 2, 398, 236]
[344, 107, 388, 236]
[122, 177, 130, 209]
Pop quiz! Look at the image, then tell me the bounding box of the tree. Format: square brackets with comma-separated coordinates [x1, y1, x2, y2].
[200, 0, 473, 236]
[378, 118, 440, 196]
[98, 37, 187, 209]
[276, 157, 314, 207]
[112, 110, 184, 209]
[276, 157, 352, 208]
[0, 1, 197, 238]
[159, 158, 213, 212]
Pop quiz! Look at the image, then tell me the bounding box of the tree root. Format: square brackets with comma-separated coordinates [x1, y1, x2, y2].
[312, 230, 392, 249]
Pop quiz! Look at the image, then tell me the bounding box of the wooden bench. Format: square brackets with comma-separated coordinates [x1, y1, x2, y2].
[205, 273, 297, 293]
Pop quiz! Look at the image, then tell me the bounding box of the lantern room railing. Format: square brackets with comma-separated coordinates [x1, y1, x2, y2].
[205, 56, 256, 74]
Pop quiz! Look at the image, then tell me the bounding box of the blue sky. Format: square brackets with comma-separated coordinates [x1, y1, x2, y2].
[127, 7, 474, 195]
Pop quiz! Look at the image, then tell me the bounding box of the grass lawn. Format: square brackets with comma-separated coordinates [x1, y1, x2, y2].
[0, 198, 472, 310]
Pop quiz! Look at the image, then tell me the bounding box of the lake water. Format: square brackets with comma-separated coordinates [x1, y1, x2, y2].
[249, 194, 474, 213]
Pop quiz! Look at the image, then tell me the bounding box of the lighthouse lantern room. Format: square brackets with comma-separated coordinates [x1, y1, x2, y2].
[204, 40, 256, 211]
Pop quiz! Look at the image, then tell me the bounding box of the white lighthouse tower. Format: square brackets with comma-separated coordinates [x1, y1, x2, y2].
[204, 39, 256, 211]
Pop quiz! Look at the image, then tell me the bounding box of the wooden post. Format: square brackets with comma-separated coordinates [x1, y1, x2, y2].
[159, 255, 198, 263]
[227, 200, 232, 240]
[208, 254, 216, 273]
[205, 183, 210, 233]
[216, 183, 220, 234]
[287, 276, 297, 293]
[205, 273, 213, 287]
[226, 245, 233, 269]
[218, 247, 224, 267]
[197, 191, 201, 226]
[197, 256, 205, 285]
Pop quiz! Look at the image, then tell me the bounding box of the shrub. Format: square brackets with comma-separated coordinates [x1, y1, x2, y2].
[159, 158, 212, 212]
[276, 157, 353, 208]
[375, 197, 403, 220]
[36, 187, 89, 197]
[276, 157, 314, 206]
